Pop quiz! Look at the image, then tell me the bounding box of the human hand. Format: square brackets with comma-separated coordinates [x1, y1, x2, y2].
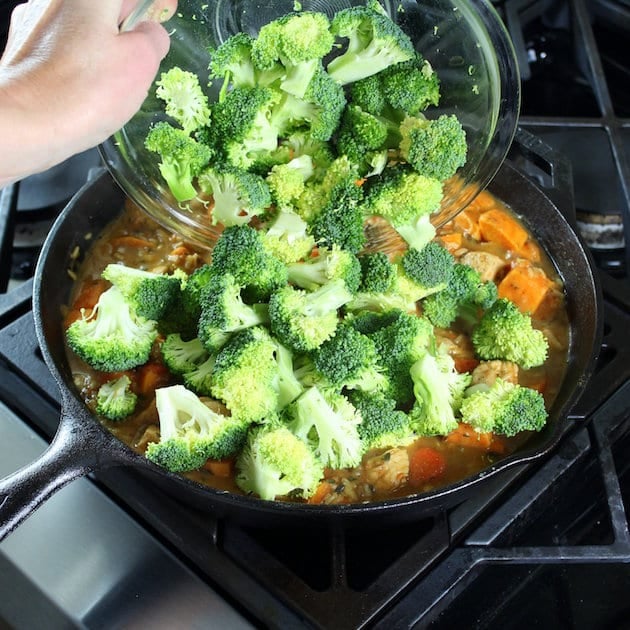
[0, 0, 177, 186]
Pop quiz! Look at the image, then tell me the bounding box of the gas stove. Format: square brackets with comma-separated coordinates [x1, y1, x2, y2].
[1, 0, 630, 627]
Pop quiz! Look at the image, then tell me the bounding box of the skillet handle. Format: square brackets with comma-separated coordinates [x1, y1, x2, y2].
[0, 391, 121, 541]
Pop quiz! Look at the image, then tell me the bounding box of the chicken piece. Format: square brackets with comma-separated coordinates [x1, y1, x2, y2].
[471, 360, 519, 386]
[362, 448, 410, 494]
[459, 250, 506, 282]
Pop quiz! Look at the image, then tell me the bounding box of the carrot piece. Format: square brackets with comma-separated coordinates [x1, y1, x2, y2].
[134, 362, 171, 396]
[110, 235, 153, 249]
[308, 481, 334, 504]
[169, 245, 192, 258]
[453, 356, 480, 374]
[498, 265, 554, 316]
[408, 447, 447, 486]
[438, 232, 464, 253]
[453, 210, 481, 240]
[204, 459, 234, 478]
[72, 279, 109, 311]
[478, 208, 529, 252]
[444, 423, 506, 454]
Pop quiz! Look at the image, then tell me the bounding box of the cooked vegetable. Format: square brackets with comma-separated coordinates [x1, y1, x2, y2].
[95, 375, 138, 421]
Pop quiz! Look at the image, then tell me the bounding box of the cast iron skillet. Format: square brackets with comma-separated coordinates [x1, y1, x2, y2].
[0, 160, 602, 540]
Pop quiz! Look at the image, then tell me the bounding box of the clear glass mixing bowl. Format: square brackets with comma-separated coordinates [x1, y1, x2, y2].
[100, 0, 520, 249]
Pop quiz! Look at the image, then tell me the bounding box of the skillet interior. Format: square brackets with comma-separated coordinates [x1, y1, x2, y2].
[32, 163, 603, 526]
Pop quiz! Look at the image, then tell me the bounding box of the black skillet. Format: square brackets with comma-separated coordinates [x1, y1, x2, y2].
[0, 155, 602, 541]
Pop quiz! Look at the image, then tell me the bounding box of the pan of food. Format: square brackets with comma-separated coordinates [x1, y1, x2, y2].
[0, 0, 602, 539]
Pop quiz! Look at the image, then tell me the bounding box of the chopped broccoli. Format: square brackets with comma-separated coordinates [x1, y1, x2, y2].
[422, 262, 498, 329]
[394, 214, 436, 252]
[401, 241, 455, 292]
[272, 340, 305, 409]
[350, 308, 434, 405]
[212, 86, 280, 169]
[252, 11, 335, 98]
[380, 54, 440, 116]
[349, 390, 414, 449]
[265, 155, 314, 209]
[287, 245, 361, 293]
[161, 333, 210, 375]
[268, 279, 353, 352]
[146, 385, 248, 472]
[358, 252, 397, 293]
[209, 32, 283, 89]
[235, 423, 324, 500]
[362, 164, 444, 227]
[197, 165, 271, 227]
[460, 379, 548, 437]
[102, 263, 182, 321]
[197, 272, 269, 352]
[210, 225, 288, 302]
[144, 122, 214, 202]
[66, 286, 158, 372]
[261, 210, 316, 264]
[210, 326, 279, 423]
[155, 67, 211, 134]
[327, 4, 415, 85]
[348, 73, 387, 116]
[398, 114, 467, 182]
[312, 322, 388, 393]
[286, 385, 364, 469]
[182, 354, 217, 397]
[408, 350, 472, 436]
[178, 263, 214, 324]
[471, 298, 549, 369]
[335, 104, 389, 168]
[95, 375, 138, 421]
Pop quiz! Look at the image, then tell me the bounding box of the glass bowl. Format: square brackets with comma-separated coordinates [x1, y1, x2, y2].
[100, 0, 520, 249]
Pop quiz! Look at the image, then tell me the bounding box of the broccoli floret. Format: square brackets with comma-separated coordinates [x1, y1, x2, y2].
[286, 386, 364, 469]
[362, 164, 444, 227]
[101, 263, 182, 321]
[155, 66, 211, 134]
[471, 298, 549, 369]
[212, 86, 280, 169]
[209, 32, 284, 89]
[182, 354, 217, 397]
[398, 114, 467, 182]
[236, 423, 324, 500]
[460, 379, 548, 437]
[268, 279, 353, 352]
[401, 241, 455, 292]
[261, 210, 316, 264]
[177, 263, 214, 326]
[66, 286, 158, 372]
[349, 390, 414, 449]
[348, 73, 386, 116]
[309, 197, 367, 254]
[210, 225, 288, 302]
[197, 273, 269, 352]
[210, 326, 279, 422]
[312, 322, 387, 393]
[422, 262, 498, 329]
[272, 340, 305, 409]
[197, 165, 271, 227]
[327, 4, 415, 85]
[394, 214, 436, 252]
[281, 131, 335, 177]
[350, 309, 434, 405]
[265, 155, 314, 209]
[271, 66, 347, 141]
[358, 252, 397, 293]
[146, 385, 248, 472]
[287, 245, 361, 293]
[408, 350, 472, 436]
[144, 122, 214, 202]
[380, 54, 440, 116]
[252, 11, 335, 98]
[335, 104, 389, 167]
[161, 333, 210, 375]
[95, 375, 138, 421]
